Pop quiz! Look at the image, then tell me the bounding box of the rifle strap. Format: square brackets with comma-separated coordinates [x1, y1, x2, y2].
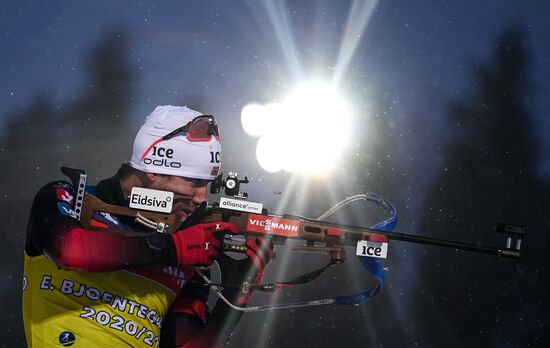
[192, 259, 339, 293]
[248, 258, 339, 293]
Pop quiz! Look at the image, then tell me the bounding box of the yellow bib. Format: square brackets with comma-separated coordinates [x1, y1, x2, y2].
[23, 253, 177, 347]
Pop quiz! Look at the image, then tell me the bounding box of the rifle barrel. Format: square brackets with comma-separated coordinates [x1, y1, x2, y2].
[299, 217, 521, 259]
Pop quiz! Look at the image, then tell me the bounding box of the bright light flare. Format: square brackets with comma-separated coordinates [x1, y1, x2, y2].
[241, 81, 353, 175]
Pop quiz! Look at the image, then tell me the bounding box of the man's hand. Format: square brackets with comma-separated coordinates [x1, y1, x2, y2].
[217, 236, 274, 306]
[170, 223, 240, 267]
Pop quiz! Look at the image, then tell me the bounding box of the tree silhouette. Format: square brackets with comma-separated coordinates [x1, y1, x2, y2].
[0, 29, 136, 346]
[411, 25, 549, 347]
[69, 31, 134, 131]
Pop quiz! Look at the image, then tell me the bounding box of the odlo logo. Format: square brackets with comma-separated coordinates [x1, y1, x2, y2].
[58, 331, 76, 346]
[143, 146, 182, 168]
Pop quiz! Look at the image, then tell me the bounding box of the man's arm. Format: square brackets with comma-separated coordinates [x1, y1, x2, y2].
[26, 181, 176, 271]
[26, 181, 237, 272]
[161, 302, 243, 348]
[159, 274, 245, 348]
[160, 238, 273, 348]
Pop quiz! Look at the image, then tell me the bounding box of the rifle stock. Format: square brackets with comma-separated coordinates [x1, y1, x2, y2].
[66, 167, 522, 260]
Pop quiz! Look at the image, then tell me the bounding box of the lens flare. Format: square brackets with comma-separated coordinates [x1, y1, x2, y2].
[242, 81, 353, 176]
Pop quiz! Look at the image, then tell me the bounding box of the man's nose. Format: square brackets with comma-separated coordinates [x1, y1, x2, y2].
[192, 186, 208, 205]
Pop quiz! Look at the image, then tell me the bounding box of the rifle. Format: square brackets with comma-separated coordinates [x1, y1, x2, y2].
[62, 167, 525, 312]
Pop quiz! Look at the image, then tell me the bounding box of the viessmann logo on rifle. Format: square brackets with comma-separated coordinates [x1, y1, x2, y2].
[129, 187, 173, 213]
[247, 214, 300, 237]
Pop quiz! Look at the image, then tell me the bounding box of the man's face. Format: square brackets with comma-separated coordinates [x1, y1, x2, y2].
[147, 175, 209, 219]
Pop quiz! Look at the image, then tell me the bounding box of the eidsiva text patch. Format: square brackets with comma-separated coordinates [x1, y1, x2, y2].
[129, 187, 173, 213]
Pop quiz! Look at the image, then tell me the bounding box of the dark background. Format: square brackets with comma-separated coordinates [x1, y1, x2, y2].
[1, 1, 549, 347]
